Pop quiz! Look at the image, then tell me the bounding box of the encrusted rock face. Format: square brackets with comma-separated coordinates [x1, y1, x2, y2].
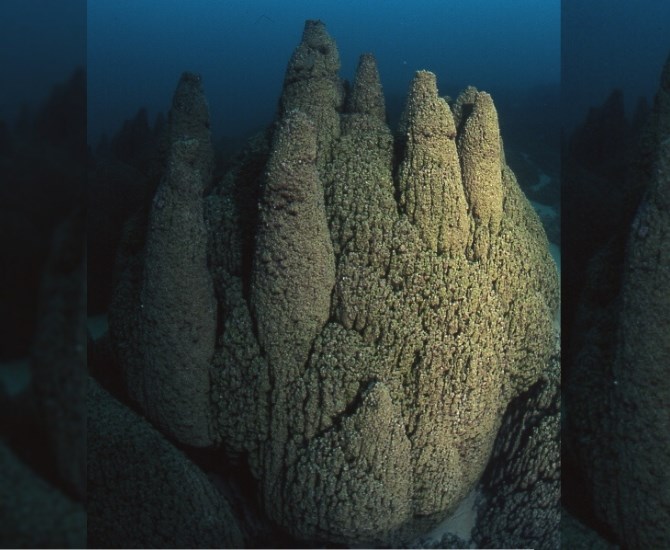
[279, 19, 344, 168]
[397, 70, 470, 255]
[87, 377, 243, 548]
[346, 52, 386, 121]
[610, 54, 670, 547]
[473, 344, 560, 550]
[109, 72, 217, 447]
[109, 20, 559, 547]
[566, 52, 670, 548]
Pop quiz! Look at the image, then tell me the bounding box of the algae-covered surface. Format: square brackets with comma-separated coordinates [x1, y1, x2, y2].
[96, 19, 560, 548]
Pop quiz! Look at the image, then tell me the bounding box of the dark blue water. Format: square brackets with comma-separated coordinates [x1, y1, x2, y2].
[563, 0, 670, 131]
[87, 0, 559, 144]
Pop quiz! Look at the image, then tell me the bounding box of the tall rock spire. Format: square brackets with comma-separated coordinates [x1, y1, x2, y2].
[398, 71, 470, 254]
[114, 72, 217, 447]
[279, 20, 344, 167]
[346, 53, 386, 122]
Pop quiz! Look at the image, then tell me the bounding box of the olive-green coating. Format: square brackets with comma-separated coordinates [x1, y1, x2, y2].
[251, 110, 335, 374]
[397, 70, 470, 254]
[279, 20, 344, 168]
[473, 342, 560, 550]
[458, 91, 503, 232]
[110, 71, 217, 446]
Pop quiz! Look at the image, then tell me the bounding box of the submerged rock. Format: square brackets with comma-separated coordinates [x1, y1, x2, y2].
[565, 52, 670, 548]
[473, 343, 560, 550]
[108, 19, 559, 547]
[87, 377, 243, 548]
[606, 53, 670, 547]
[0, 440, 85, 548]
[110, 72, 217, 447]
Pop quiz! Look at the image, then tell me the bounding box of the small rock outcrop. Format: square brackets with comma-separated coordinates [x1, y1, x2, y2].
[87, 377, 243, 548]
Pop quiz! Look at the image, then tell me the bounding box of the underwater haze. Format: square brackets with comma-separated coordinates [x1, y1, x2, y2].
[87, 0, 559, 144]
[562, 0, 670, 131]
[0, 0, 85, 124]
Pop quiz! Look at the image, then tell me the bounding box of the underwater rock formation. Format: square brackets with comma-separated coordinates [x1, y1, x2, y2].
[31, 211, 86, 501]
[108, 20, 558, 546]
[609, 52, 670, 547]
[0, 211, 86, 547]
[0, 69, 86, 547]
[88, 105, 166, 314]
[0, 440, 85, 547]
[566, 52, 670, 548]
[87, 377, 243, 548]
[110, 72, 217, 447]
[473, 345, 560, 549]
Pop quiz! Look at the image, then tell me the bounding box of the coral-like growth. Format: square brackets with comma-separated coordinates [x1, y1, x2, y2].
[87, 377, 243, 547]
[565, 52, 670, 548]
[108, 20, 558, 546]
[110, 72, 217, 446]
[610, 53, 670, 547]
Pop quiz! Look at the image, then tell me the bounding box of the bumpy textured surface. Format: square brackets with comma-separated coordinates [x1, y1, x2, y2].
[566, 53, 670, 548]
[0, 440, 85, 548]
[473, 342, 560, 550]
[109, 20, 558, 546]
[210, 21, 557, 545]
[87, 377, 243, 548]
[110, 72, 217, 447]
[611, 54, 670, 547]
[31, 211, 86, 501]
[561, 509, 618, 550]
[346, 52, 386, 121]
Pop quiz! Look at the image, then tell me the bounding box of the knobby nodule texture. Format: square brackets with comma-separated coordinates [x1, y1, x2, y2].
[566, 51, 670, 549]
[106, 20, 558, 547]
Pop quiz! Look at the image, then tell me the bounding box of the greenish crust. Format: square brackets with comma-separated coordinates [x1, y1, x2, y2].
[284, 381, 413, 545]
[458, 91, 503, 230]
[279, 20, 344, 167]
[473, 343, 560, 550]
[397, 71, 470, 255]
[0, 441, 85, 548]
[346, 53, 386, 122]
[110, 72, 217, 446]
[612, 136, 670, 548]
[109, 21, 560, 547]
[205, 130, 271, 278]
[87, 377, 244, 548]
[325, 111, 397, 260]
[250, 110, 338, 522]
[168, 72, 215, 173]
[210, 270, 270, 477]
[251, 109, 336, 375]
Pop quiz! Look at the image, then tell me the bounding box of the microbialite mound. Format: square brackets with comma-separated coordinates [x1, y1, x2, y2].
[98, 20, 558, 547]
[565, 51, 670, 548]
